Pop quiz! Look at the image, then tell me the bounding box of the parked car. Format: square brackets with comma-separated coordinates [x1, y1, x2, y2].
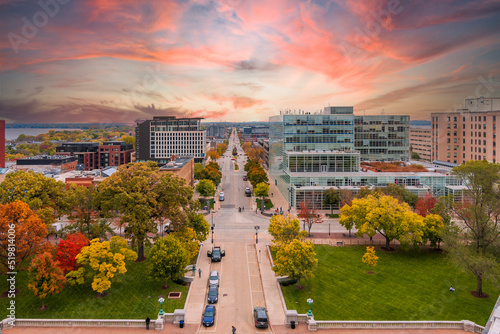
[219, 192, 225, 201]
[207, 286, 218, 304]
[253, 307, 269, 328]
[245, 187, 251, 197]
[203, 305, 216, 327]
[243, 175, 247, 181]
[209, 270, 219, 287]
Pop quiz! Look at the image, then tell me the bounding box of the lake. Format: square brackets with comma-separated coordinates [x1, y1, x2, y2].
[4, 128, 80, 140]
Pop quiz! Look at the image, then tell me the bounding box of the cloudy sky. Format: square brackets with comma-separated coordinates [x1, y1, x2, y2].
[1, 0, 500, 123]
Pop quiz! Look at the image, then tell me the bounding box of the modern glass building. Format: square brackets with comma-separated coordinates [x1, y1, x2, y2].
[269, 107, 462, 209]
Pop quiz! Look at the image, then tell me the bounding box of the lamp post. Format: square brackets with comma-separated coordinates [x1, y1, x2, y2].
[158, 297, 165, 315]
[211, 223, 215, 244]
[254, 225, 260, 244]
[307, 298, 314, 317]
[329, 222, 331, 236]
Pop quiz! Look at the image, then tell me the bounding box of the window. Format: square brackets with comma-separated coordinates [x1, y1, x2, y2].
[463, 153, 465, 158]
[494, 116, 497, 121]
[447, 138, 451, 143]
[484, 148, 486, 154]
[447, 124, 451, 129]
[454, 117, 457, 122]
[484, 116, 486, 121]
[463, 124, 465, 129]
[484, 140, 486, 145]
[463, 139, 465, 143]
[454, 124, 457, 129]
[447, 117, 450, 121]
[463, 117, 466, 122]
[484, 132, 487, 137]
[447, 145, 450, 150]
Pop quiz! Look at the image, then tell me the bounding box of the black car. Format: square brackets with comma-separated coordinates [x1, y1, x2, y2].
[207, 286, 218, 304]
[253, 307, 269, 328]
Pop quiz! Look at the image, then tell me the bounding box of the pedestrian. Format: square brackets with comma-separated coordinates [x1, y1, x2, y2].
[232, 325, 236, 333]
[271, 193, 273, 197]
[198, 268, 202, 278]
[242, 206, 244, 211]
[146, 317, 150, 330]
[449, 286, 455, 292]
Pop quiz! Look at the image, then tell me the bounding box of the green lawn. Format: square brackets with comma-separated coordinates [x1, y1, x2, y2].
[256, 198, 273, 210]
[281, 245, 498, 325]
[0, 261, 189, 319]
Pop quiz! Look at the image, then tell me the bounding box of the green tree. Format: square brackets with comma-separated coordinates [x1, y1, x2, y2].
[97, 162, 161, 261]
[65, 185, 100, 238]
[323, 188, 340, 214]
[268, 214, 307, 249]
[148, 235, 189, 288]
[273, 240, 318, 288]
[0, 170, 67, 226]
[254, 182, 269, 199]
[28, 252, 66, 310]
[172, 227, 200, 259]
[186, 212, 210, 242]
[66, 236, 137, 296]
[340, 195, 424, 249]
[195, 179, 216, 198]
[444, 160, 500, 297]
[411, 152, 420, 160]
[382, 183, 419, 208]
[194, 163, 204, 180]
[248, 167, 268, 188]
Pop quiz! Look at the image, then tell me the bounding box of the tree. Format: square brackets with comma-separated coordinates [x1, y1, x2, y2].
[66, 236, 137, 296]
[0, 170, 67, 226]
[207, 149, 220, 161]
[200, 163, 222, 185]
[415, 193, 438, 217]
[411, 152, 420, 160]
[65, 185, 100, 238]
[195, 179, 216, 198]
[339, 188, 353, 207]
[382, 183, 418, 208]
[56, 233, 90, 273]
[28, 252, 66, 310]
[155, 173, 195, 232]
[340, 195, 424, 249]
[422, 214, 444, 249]
[148, 235, 189, 288]
[0, 201, 52, 273]
[297, 201, 322, 235]
[444, 160, 500, 297]
[248, 167, 269, 189]
[186, 212, 210, 242]
[362, 246, 379, 272]
[216, 143, 227, 156]
[194, 163, 205, 180]
[268, 214, 307, 249]
[171, 227, 200, 259]
[254, 182, 269, 199]
[323, 188, 340, 214]
[273, 240, 318, 288]
[97, 162, 161, 261]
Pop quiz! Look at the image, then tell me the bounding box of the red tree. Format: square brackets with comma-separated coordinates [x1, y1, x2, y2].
[56, 233, 89, 273]
[297, 201, 322, 235]
[415, 193, 437, 217]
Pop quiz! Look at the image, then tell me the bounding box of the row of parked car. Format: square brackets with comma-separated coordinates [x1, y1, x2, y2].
[202, 269, 269, 328]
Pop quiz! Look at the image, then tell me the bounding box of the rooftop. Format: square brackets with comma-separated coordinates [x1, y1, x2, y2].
[159, 157, 194, 170]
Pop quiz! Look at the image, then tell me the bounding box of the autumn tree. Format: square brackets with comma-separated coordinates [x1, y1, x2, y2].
[0, 170, 67, 226]
[273, 240, 318, 288]
[65, 185, 100, 238]
[415, 193, 438, 217]
[56, 233, 90, 273]
[207, 149, 220, 161]
[254, 182, 269, 199]
[171, 227, 200, 259]
[194, 163, 205, 180]
[97, 162, 161, 261]
[340, 195, 424, 249]
[268, 214, 307, 249]
[186, 212, 210, 242]
[216, 143, 228, 156]
[28, 252, 66, 310]
[444, 160, 500, 297]
[0, 201, 51, 273]
[66, 236, 137, 296]
[248, 168, 268, 188]
[339, 188, 353, 207]
[362, 246, 378, 273]
[422, 214, 445, 249]
[297, 201, 322, 235]
[323, 188, 340, 214]
[148, 235, 189, 288]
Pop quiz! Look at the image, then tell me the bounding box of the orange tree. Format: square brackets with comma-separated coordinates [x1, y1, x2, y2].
[28, 252, 66, 310]
[0, 200, 51, 273]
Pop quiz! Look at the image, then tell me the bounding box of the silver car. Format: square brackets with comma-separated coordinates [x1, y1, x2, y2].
[209, 270, 219, 287]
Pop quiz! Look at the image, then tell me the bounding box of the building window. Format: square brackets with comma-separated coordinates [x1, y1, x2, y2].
[484, 140, 486, 145]
[447, 138, 450, 143]
[463, 117, 466, 122]
[454, 117, 457, 122]
[484, 116, 487, 121]
[494, 116, 496, 121]
[463, 153, 465, 158]
[447, 117, 450, 121]
[454, 124, 457, 129]
[447, 124, 451, 129]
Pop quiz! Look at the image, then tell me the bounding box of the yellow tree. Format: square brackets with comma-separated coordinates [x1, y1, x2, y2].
[268, 214, 307, 250]
[66, 236, 137, 296]
[340, 195, 424, 249]
[172, 227, 200, 260]
[273, 240, 318, 288]
[207, 149, 220, 161]
[28, 252, 66, 310]
[362, 246, 379, 273]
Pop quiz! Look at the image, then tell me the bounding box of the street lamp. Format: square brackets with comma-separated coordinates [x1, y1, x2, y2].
[329, 222, 331, 236]
[254, 225, 260, 244]
[307, 298, 314, 317]
[158, 297, 165, 315]
[211, 223, 215, 244]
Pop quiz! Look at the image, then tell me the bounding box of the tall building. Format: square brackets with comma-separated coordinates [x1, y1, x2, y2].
[56, 142, 99, 170]
[206, 124, 227, 139]
[135, 116, 206, 165]
[410, 128, 432, 161]
[241, 125, 269, 142]
[0, 120, 5, 168]
[431, 97, 500, 164]
[270, 107, 460, 208]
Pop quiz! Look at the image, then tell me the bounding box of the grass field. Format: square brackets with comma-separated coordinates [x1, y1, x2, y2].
[256, 198, 274, 210]
[281, 245, 499, 325]
[0, 261, 189, 319]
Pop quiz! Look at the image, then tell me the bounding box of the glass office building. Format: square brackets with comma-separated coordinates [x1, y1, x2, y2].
[269, 107, 461, 209]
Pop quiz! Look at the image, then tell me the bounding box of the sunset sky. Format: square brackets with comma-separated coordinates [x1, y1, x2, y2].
[1, 0, 500, 123]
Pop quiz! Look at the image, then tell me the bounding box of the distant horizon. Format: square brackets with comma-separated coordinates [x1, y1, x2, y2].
[1, 1, 499, 123]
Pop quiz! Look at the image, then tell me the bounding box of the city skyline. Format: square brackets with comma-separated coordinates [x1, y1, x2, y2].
[1, 0, 500, 123]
